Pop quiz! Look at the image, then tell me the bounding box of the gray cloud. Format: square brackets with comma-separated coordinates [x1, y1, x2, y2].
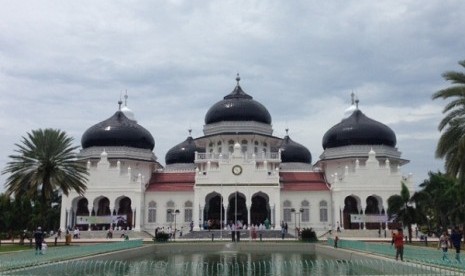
[1, 0, 464, 191]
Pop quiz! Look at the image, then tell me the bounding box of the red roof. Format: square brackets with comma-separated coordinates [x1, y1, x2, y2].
[146, 171, 329, 192]
[280, 172, 330, 191]
[146, 172, 195, 191]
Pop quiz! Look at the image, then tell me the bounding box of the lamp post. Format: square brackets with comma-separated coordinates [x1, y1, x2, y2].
[169, 209, 180, 240]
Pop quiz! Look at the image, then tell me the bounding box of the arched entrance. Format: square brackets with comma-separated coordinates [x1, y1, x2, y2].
[343, 195, 360, 229]
[75, 198, 90, 230]
[227, 192, 248, 226]
[250, 192, 270, 226]
[204, 192, 224, 229]
[116, 196, 132, 230]
[365, 195, 381, 230]
[94, 196, 111, 230]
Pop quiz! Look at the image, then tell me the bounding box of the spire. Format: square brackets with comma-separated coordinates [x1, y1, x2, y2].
[285, 128, 289, 136]
[236, 73, 241, 86]
[355, 96, 359, 109]
[118, 95, 123, 111]
[188, 128, 192, 137]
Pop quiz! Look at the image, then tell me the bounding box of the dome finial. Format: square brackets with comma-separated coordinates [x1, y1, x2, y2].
[355, 96, 359, 109]
[188, 128, 192, 137]
[285, 128, 289, 136]
[236, 73, 241, 86]
[124, 90, 128, 106]
[118, 93, 123, 111]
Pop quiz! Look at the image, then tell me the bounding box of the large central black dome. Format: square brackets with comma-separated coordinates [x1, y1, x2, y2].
[322, 109, 396, 149]
[204, 76, 271, 125]
[81, 111, 155, 150]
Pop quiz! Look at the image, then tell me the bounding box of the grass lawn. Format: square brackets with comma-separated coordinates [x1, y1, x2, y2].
[0, 244, 33, 253]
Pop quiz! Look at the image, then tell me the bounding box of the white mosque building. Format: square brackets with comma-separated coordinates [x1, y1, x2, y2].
[60, 75, 413, 235]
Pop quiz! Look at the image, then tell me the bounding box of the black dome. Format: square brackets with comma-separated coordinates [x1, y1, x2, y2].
[204, 78, 271, 125]
[322, 109, 396, 149]
[280, 135, 312, 164]
[165, 136, 205, 164]
[81, 111, 155, 150]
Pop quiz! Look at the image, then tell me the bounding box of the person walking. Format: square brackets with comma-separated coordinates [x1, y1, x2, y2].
[438, 231, 450, 261]
[450, 227, 462, 263]
[393, 228, 404, 261]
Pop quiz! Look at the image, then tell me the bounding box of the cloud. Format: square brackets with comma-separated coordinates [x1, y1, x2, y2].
[1, 0, 464, 191]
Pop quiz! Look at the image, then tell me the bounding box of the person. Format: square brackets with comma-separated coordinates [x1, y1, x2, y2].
[57, 228, 62, 239]
[73, 227, 80, 239]
[120, 229, 127, 238]
[334, 235, 339, 248]
[393, 228, 404, 261]
[106, 228, 113, 239]
[190, 221, 194, 232]
[438, 231, 450, 261]
[41, 241, 48, 254]
[450, 227, 462, 263]
[284, 223, 288, 234]
[281, 226, 285, 240]
[34, 226, 44, 255]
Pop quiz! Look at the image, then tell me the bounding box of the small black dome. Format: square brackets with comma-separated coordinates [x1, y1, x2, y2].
[322, 109, 396, 149]
[81, 111, 155, 150]
[204, 77, 271, 125]
[165, 136, 205, 164]
[280, 135, 312, 164]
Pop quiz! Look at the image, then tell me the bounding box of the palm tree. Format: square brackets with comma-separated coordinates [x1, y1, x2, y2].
[432, 60, 465, 182]
[413, 171, 457, 234]
[2, 129, 88, 216]
[388, 181, 417, 243]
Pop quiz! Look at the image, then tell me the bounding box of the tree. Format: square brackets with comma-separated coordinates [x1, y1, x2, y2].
[413, 171, 458, 234]
[432, 60, 465, 182]
[388, 181, 417, 243]
[2, 128, 88, 227]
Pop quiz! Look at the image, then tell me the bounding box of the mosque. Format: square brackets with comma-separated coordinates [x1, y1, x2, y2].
[59, 75, 413, 235]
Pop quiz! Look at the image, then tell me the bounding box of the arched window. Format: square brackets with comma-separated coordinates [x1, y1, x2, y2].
[241, 140, 248, 153]
[166, 201, 175, 222]
[283, 200, 292, 222]
[319, 200, 328, 222]
[301, 200, 310, 222]
[184, 201, 193, 223]
[217, 141, 222, 154]
[228, 140, 235, 153]
[148, 201, 157, 223]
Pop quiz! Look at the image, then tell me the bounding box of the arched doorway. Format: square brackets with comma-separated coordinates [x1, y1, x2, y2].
[365, 195, 381, 230]
[227, 192, 248, 226]
[75, 198, 90, 230]
[343, 195, 360, 229]
[204, 192, 224, 229]
[116, 197, 132, 230]
[250, 192, 270, 226]
[94, 196, 111, 230]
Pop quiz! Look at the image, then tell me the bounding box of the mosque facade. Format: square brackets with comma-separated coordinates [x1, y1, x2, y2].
[59, 76, 413, 234]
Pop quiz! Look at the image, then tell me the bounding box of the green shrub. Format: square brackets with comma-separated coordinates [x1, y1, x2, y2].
[153, 232, 170, 242]
[300, 228, 318, 242]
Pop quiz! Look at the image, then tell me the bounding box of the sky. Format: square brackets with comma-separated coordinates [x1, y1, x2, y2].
[1, 0, 464, 192]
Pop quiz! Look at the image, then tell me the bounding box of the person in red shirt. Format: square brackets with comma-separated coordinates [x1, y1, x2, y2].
[393, 228, 405, 261]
